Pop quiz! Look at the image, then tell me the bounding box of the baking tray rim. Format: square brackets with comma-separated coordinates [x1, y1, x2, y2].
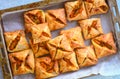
[0, 0, 120, 79]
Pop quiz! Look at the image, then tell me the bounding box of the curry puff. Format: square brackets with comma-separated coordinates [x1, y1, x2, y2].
[75, 46, 98, 68]
[8, 49, 34, 75]
[46, 8, 67, 31]
[60, 27, 85, 49]
[24, 9, 45, 32]
[30, 39, 49, 57]
[35, 56, 59, 79]
[65, 0, 88, 21]
[47, 35, 73, 60]
[84, 0, 109, 17]
[31, 23, 51, 44]
[92, 33, 117, 58]
[4, 30, 29, 52]
[79, 18, 103, 40]
[59, 52, 79, 73]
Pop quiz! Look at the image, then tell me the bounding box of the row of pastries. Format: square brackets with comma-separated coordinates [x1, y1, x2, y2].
[3, 0, 117, 79]
[24, 0, 109, 32]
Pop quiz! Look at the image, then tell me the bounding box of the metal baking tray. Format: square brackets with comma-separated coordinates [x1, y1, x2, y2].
[0, 0, 120, 79]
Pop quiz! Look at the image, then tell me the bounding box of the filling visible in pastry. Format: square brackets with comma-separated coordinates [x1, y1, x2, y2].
[4, 30, 29, 52]
[35, 56, 59, 79]
[13, 57, 22, 70]
[75, 46, 98, 68]
[59, 52, 79, 73]
[60, 27, 85, 49]
[8, 49, 34, 75]
[31, 23, 51, 44]
[30, 39, 49, 57]
[69, 1, 83, 18]
[9, 32, 21, 50]
[93, 39, 112, 49]
[79, 18, 103, 40]
[47, 35, 73, 60]
[92, 33, 117, 58]
[24, 9, 45, 32]
[46, 8, 67, 31]
[27, 12, 44, 24]
[24, 54, 33, 70]
[48, 13, 65, 24]
[65, 0, 88, 21]
[84, 0, 109, 17]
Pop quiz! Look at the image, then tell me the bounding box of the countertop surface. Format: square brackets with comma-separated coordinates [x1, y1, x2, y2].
[0, 0, 120, 79]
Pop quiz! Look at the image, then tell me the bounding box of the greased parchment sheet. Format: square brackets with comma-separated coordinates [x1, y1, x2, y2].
[1, 1, 120, 79]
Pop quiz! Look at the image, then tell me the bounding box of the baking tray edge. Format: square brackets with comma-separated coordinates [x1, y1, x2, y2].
[0, 0, 120, 79]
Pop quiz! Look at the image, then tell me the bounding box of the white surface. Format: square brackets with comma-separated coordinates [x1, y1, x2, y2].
[1, 2, 120, 79]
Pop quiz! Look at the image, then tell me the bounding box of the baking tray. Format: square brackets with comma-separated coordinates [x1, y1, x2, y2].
[0, 0, 120, 79]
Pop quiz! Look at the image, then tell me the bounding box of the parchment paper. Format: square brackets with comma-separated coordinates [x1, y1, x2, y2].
[1, 2, 120, 79]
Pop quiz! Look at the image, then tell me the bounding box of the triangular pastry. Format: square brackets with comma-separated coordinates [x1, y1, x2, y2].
[47, 35, 73, 60]
[60, 27, 85, 49]
[8, 49, 34, 75]
[46, 8, 67, 31]
[79, 18, 103, 40]
[4, 30, 29, 52]
[92, 33, 117, 58]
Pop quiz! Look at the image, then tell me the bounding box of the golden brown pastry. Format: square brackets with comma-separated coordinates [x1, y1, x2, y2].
[24, 9, 45, 33]
[35, 56, 59, 79]
[60, 27, 85, 49]
[45, 8, 67, 31]
[4, 30, 29, 52]
[75, 46, 98, 68]
[30, 39, 49, 57]
[79, 18, 103, 40]
[59, 52, 79, 73]
[84, 0, 109, 17]
[31, 23, 51, 44]
[92, 32, 117, 58]
[8, 49, 34, 75]
[65, 0, 88, 21]
[47, 35, 73, 60]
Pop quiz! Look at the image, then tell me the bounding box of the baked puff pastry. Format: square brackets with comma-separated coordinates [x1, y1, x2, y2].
[24, 9, 45, 33]
[45, 8, 67, 31]
[75, 46, 98, 68]
[35, 56, 59, 79]
[47, 35, 73, 60]
[65, 0, 88, 21]
[4, 30, 29, 52]
[30, 39, 49, 57]
[84, 0, 109, 17]
[8, 49, 34, 75]
[31, 23, 51, 44]
[79, 18, 103, 40]
[59, 52, 79, 73]
[60, 27, 85, 49]
[92, 32, 117, 58]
